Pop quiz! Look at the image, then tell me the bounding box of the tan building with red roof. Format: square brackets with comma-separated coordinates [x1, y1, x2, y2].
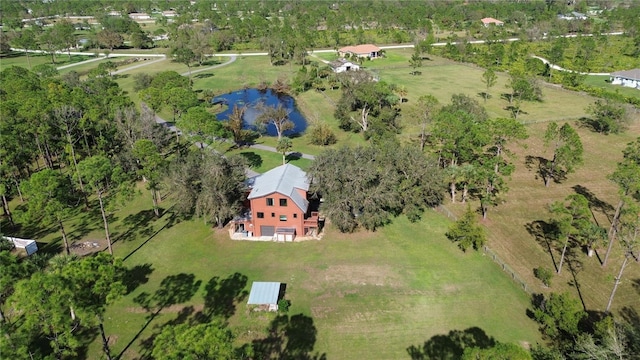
[481, 17, 504, 27]
[338, 44, 381, 59]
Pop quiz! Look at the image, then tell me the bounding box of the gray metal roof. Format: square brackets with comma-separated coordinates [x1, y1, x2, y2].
[611, 69, 640, 81]
[247, 282, 280, 305]
[247, 164, 310, 212]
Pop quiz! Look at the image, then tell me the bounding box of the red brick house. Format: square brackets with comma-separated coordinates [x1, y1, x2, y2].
[231, 164, 320, 241]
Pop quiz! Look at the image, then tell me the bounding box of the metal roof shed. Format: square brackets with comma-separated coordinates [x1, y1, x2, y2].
[247, 282, 281, 311]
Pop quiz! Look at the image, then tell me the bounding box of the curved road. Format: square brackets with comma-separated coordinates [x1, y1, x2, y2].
[530, 55, 610, 76]
[180, 55, 237, 76]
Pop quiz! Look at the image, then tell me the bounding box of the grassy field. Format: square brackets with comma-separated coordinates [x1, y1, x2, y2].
[7, 176, 540, 359]
[373, 57, 596, 126]
[0, 51, 94, 71]
[58, 191, 538, 359]
[448, 119, 640, 315]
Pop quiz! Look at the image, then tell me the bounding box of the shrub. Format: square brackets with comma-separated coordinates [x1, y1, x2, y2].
[133, 73, 153, 92]
[278, 299, 290, 313]
[309, 123, 337, 146]
[445, 205, 486, 252]
[534, 267, 553, 287]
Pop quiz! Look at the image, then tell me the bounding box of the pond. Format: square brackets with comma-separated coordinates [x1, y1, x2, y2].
[212, 88, 308, 137]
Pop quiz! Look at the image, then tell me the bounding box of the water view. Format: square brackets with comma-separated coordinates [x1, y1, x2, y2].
[212, 88, 308, 137]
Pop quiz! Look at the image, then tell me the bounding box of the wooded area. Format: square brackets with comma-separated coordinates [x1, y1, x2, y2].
[1, 1, 640, 359]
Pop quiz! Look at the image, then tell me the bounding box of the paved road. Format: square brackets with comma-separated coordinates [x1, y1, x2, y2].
[112, 56, 167, 75]
[181, 55, 237, 76]
[56, 56, 108, 70]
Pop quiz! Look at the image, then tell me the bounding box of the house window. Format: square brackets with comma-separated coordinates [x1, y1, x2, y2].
[257, 212, 264, 219]
[280, 215, 287, 221]
[271, 213, 275, 217]
[279, 198, 287, 206]
[266, 198, 274, 206]
[293, 214, 297, 218]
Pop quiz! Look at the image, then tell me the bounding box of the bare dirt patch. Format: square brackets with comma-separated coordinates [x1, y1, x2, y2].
[70, 238, 107, 256]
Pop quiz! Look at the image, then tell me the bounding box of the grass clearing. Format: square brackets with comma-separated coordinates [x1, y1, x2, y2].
[0, 52, 94, 71]
[442, 119, 640, 315]
[79, 194, 539, 359]
[584, 75, 640, 99]
[380, 57, 596, 124]
[192, 55, 298, 94]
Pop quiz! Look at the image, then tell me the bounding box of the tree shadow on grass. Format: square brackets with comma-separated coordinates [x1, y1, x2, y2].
[251, 313, 326, 360]
[239, 151, 263, 169]
[577, 116, 603, 133]
[566, 252, 587, 311]
[113, 209, 159, 244]
[524, 155, 570, 185]
[123, 263, 154, 294]
[200, 59, 222, 66]
[194, 73, 214, 79]
[195, 272, 249, 322]
[572, 185, 614, 223]
[285, 152, 302, 162]
[477, 92, 491, 101]
[122, 212, 177, 262]
[618, 307, 640, 355]
[69, 205, 113, 242]
[524, 155, 547, 183]
[525, 220, 559, 272]
[406, 327, 496, 359]
[138, 306, 197, 359]
[117, 273, 202, 359]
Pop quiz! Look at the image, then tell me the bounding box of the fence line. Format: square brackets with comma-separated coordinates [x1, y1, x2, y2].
[482, 246, 532, 293]
[436, 205, 532, 294]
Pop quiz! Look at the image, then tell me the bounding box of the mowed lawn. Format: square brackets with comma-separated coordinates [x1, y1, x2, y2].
[584, 74, 640, 100]
[374, 56, 597, 131]
[0, 51, 94, 71]
[87, 196, 540, 359]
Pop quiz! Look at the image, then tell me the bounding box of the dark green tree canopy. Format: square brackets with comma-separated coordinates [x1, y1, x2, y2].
[309, 142, 445, 232]
[446, 205, 486, 252]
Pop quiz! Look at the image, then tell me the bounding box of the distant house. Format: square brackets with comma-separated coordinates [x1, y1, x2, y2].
[481, 17, 504, 27]
[338, 44, 381, 59]
[329, 58, 360, 73]
[107, 10, 121, 16]
[557, 11, 587, 20]
[610, 69, 640, 89]
[128, 12, 152, 20]
[230, 164, 321, 241]
[162, 10, 178, 17]
[571, 11, 587, 19]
